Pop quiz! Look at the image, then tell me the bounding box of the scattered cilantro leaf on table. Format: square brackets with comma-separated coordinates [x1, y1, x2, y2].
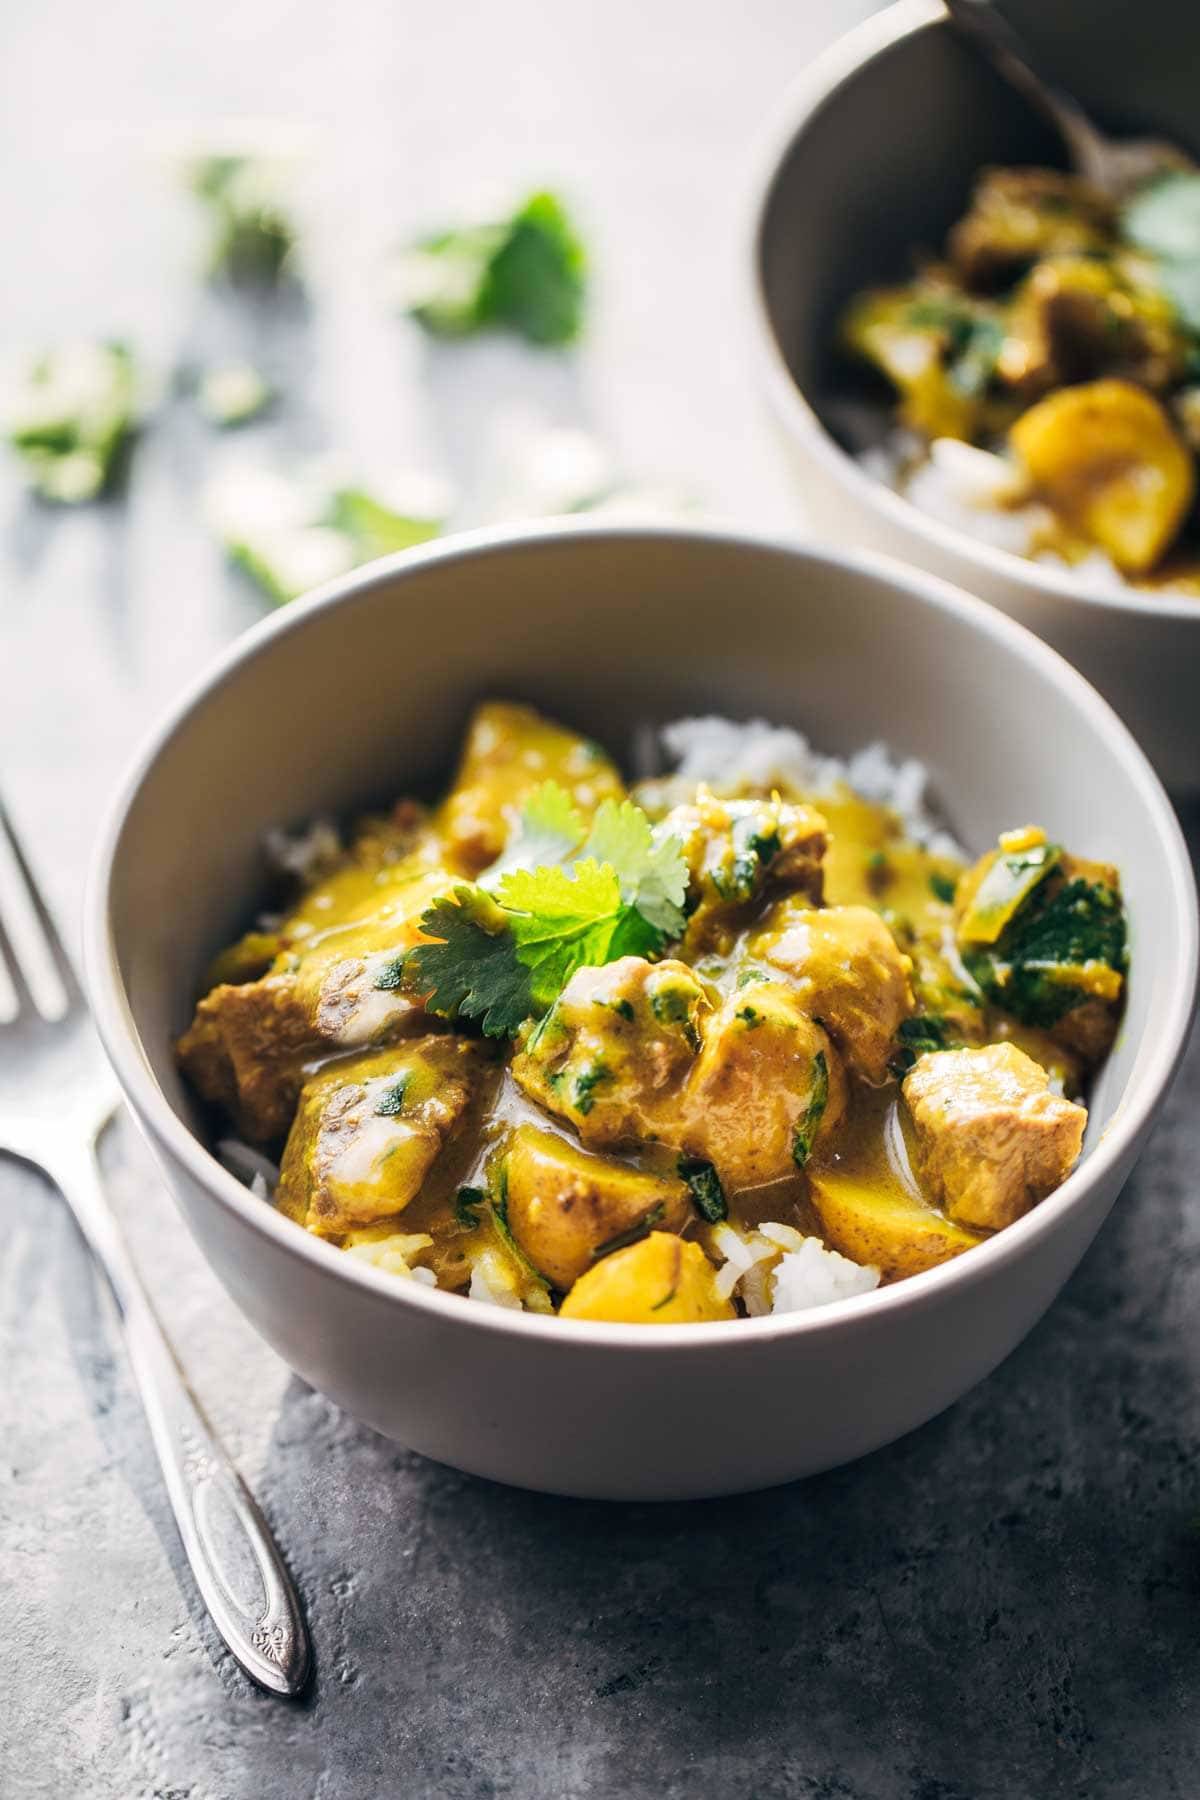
[3, 341, 140, 502]
[391, 190, 587, 346]
[189, 153, 298, 286]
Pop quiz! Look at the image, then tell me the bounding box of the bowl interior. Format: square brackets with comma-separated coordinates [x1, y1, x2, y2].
[757, 9, 1200, 458]
[99, 526, 1193, 1188]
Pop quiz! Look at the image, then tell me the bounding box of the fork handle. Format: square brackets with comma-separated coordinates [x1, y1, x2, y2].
[54, 1143, 311, 1697]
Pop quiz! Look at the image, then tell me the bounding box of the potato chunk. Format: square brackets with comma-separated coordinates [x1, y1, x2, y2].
[503, 1124, 691, 1290]
[1010, 379, 1195, 573]
[516, 963, 844, 1195]
[659, 790, 827, 955]
[903, 1042, 1086, 1231]
[512, 957, 709, 1147]
[437, 701, 624, 875]
[276, 1037, 488, 1237]
[748, 900, 915, 1085]
[841, 285, 984, 442]
[679, 982, 845, 1189]
[808, 1170, 983, 1281]
[559, 1233, 734, 1323]
[178, 867, 452, 1141]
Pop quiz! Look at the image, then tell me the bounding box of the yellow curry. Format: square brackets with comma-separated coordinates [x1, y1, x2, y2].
[841, 165, 1200, 587]
[178, 702, 1128, 1323]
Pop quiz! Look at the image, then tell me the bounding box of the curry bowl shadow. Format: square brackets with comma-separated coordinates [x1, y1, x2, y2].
[85, 520, 1197, 1498]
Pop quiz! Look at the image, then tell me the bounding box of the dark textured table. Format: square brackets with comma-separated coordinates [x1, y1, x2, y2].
[3, 3, 1200, 1795]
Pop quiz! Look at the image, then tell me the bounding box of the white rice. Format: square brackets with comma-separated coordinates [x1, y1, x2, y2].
[345, 1231, 438, 1285]
[468, 1249, 526, 1309]
[712, 1219, 880, 1315]
[659, 716, 967, 861]
[862, 429, 1200, 599]
[217, 1137, 280, 1196]
[770, 1238, 880, 1312]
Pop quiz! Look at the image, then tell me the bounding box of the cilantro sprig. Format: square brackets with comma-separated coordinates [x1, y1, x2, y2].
[401, 784, 688, 1038]
[391, 191, 586, 346]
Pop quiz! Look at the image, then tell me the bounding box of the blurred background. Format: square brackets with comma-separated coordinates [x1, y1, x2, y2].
[0, 0, 880, 934]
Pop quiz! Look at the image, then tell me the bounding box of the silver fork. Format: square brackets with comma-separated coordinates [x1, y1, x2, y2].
[0, 797, 310, 1697]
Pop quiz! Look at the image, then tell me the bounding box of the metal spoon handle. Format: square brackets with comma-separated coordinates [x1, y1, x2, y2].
[56, 1142, 311, 1697]
[942, 0, 1110, 179]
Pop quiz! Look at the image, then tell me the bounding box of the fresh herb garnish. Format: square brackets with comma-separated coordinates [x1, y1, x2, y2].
[404, 798, 688, 1038]
[792, 1051, 829, 1168]
[208, 461, 446, 605]
[962, 878, 1127, 1029]
[479, 781, 586, 887]
[572, 1061, 610, 1116]
[392, 190, 586, 346]
[929, 871, 958, 904]
[4, 341, 140, 502]
[188, 153, 298, 286]
[678, 1158, 727, 1223]
[488, 1162, 551, 1288]
[1121, 173, 1200, 332]
[374, 1075, 410, 1117]
[889, 1014, 953, 1076]
[905, 297, 1004, 394]
[401, 883, 535, 1037]
[454, 1185, 486, 1228]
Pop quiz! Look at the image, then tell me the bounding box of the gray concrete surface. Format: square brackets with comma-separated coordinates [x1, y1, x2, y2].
[2, 2, 1200, 1795]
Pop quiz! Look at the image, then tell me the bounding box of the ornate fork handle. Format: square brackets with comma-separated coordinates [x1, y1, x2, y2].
[53, 1139, 311, 1697]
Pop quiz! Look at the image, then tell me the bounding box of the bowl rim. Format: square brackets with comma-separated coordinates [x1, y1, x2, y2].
[84, 515, 1199, 1352]
[743, 0, 1200, 626]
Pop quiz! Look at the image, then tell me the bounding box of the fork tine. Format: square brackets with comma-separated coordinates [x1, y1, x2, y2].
[0, 901, 37, 1019]
[0, 796, 77, 1018]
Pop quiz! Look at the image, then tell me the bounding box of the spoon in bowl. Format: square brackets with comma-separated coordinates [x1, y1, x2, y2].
[943, 0, 1193, 198]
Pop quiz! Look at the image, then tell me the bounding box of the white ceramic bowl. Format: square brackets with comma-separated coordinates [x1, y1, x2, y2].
[746, 0, 1200, 792]
[85, 521, 1197, 1499]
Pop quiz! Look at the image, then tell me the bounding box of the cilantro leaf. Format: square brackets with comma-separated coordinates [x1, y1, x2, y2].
[393, 190, 586, 346]
[403, 885, 533, 1037]
[1122, 172, 1200, 263]
[1120, 173, 1200, 333]
[889, 1014, 954, 1077]
[792, 1051, 829, 1168]
[188, 153, 298, 287]
[962, 878, 1127, 1030]
[4, 341, 140, 503]
[479, 780, 586, 888]
[678, 1158, 727, 1223]
[409, 793, 683, 1037]
[580, 799, 688, 936]
[478, 192, 586, 345]
[499, 858, 657, 1010]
